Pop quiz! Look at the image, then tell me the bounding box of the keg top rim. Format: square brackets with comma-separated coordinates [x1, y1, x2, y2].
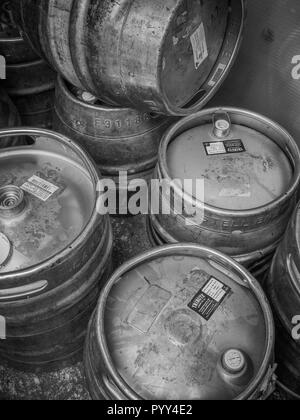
[158, 107, 300, 217]
[95, 243, 275, 401]
[0, 127, 101, 280]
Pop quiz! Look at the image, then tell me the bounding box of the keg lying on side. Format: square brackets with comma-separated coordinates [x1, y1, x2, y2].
[0, 128, 113, 371]
[53, 77, 171, 194]
[85, 244, 276, 400]
[266, 204, 300, 398]
[148, 108, 300, 278]
[0, 87, 24, 148]
[12, 0, 245, 115]
[209, 0, 300, 150]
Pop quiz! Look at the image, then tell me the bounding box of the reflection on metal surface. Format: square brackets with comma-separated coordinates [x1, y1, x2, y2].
[85, 244, 275, 400]
[0, 128, 113, 370]
[149, 107, 300, 275]
[11, 0, 245, 115]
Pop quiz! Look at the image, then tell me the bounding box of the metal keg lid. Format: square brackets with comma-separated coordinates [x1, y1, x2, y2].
[166, 111, 293, 210]
[102, 245, 273, 400]
[0, 129, 95, 273]
[161, 0, 230, 108]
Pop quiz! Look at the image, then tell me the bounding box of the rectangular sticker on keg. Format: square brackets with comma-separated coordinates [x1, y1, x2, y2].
[126, 285, 172, 334]
[21, 175, 59, 202]
[190, 23, 208, 69]
[204, 139, 246, 156]
[208, 63, 227, 87]
[220, 185, 251, 198]
[188, 277, 231, 321]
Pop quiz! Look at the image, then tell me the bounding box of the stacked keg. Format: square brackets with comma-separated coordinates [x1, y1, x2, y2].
[11, 0, 245, 116]
[0, 128, 113, 371]
[53, 77, 172, 199]
[266, 204, 300, 399]
[148, 108, 300, 280]
[85, 244, 276, 400]
[0, 1, 56, 129]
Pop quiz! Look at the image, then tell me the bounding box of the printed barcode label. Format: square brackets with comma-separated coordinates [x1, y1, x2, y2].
[202, 278, 228, 303]
[190, 23, 208, 70]
[0, 315, 6, 340]
[204, 139, 246, 156]
[208, 63, 226, 87]
[188, 277, 232, 321]
[204, 142, 226, 155]
[21, 175, 59, 202]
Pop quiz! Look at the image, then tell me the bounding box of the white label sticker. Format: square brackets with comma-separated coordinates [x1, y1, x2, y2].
[190, 23, 208, 69]
[208, 63, 227, 87]
[21, 175, 59, 202]
[220, 186, 251, 198]
[0, 316, 6, 340]
[202, 278, 227, 303]
[205, 142, 226, 155]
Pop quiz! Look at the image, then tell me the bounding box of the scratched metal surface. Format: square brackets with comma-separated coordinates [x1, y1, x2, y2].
[0, 216, 287, 400]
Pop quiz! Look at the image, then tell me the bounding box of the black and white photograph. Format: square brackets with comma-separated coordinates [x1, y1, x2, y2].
[0, 0, 299, 405]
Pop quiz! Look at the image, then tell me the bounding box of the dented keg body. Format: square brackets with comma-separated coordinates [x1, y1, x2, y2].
[209, 0, 300, 150]
[148, 108, 300, 276]
[53, 77, 171, 187]
[11, 0, 244, 115]
[85, 244, 276, 400]
[266, 205, 300, 398]
[0, 128, 113, 371]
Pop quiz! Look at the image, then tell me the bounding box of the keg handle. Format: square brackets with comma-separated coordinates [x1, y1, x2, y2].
[0, 127, 99, 184]
[0, 280, 48, 301]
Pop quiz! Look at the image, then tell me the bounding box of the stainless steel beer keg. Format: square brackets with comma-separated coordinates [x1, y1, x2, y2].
[85, 244, 276, 400]
[12, 0, 245, 115]
[148, 108, 300, 275]
[266, 204, 300, 399]
[0, 128, 113, 371]
[53, 77, 171, 188]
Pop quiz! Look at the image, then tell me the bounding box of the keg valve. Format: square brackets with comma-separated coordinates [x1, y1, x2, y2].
[213, 112, 232, 138]
[222, 349, 247, 374]
[0, 185, 27, 219]
[218, 349, 254, 388]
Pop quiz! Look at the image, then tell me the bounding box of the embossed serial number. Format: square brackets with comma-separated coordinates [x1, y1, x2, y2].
[94, 113, 155, 130]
